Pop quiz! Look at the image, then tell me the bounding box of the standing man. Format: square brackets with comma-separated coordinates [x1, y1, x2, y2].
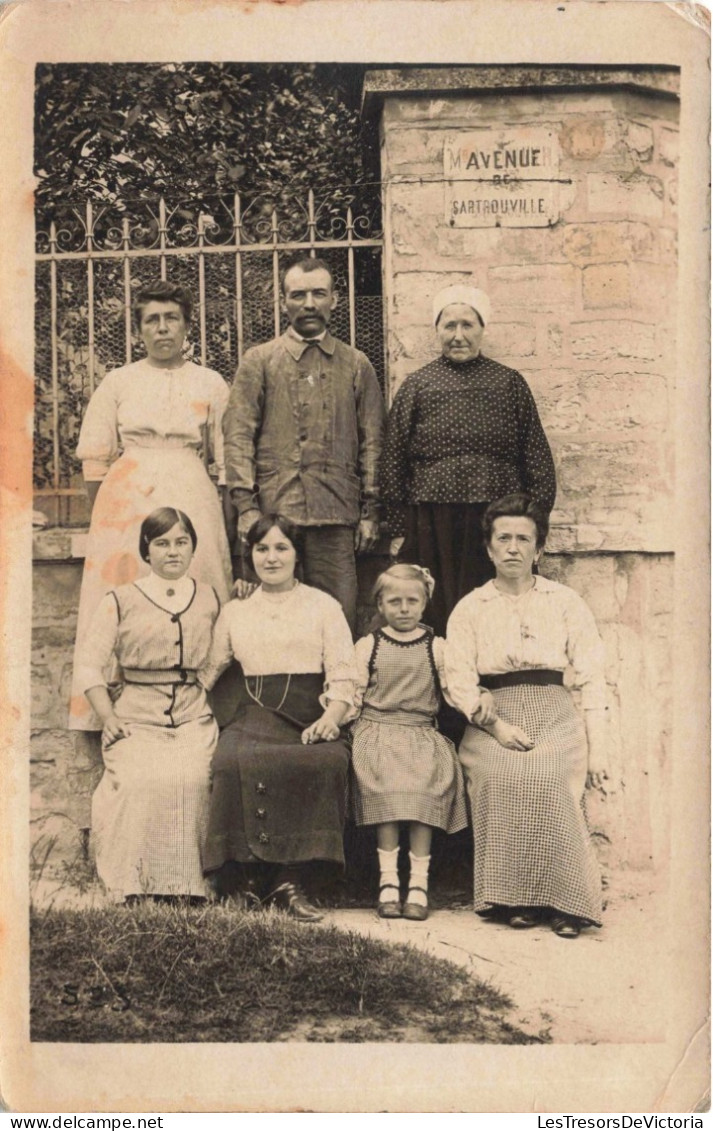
[223, 256, 386, 634]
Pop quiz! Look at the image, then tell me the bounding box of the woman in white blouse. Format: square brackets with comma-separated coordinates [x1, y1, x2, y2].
[69, 280, 232, 736]
[200, 514, 356, 922]
[445, 493, 608, 938]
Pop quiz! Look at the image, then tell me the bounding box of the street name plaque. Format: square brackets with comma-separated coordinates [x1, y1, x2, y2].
[444, 127, 561, 228]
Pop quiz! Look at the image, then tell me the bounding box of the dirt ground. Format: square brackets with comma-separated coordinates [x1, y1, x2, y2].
[32, 867, 665, 1044]
[324, 869, 666, 1044]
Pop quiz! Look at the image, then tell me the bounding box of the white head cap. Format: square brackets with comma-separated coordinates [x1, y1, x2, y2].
[433, 284, 491, 328]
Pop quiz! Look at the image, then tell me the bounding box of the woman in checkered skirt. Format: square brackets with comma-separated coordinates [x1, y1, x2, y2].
[445, 493, 608, 939]
[350, 564, 468, 922]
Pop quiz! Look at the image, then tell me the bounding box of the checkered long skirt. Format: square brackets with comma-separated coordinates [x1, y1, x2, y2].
[351, 717, 468, 832]
[458, 684, 602, 924]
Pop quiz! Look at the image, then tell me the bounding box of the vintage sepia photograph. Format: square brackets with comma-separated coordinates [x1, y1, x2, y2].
[1, 0, 709, 1114]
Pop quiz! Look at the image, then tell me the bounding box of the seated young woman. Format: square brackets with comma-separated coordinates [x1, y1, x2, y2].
[200, 514, 356, 922]
[76, 506, 222, 901]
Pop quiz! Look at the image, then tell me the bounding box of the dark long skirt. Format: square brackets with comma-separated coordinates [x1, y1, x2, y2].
[400, 502, 495, 746]
[204, 671, 350, 871]
[401, 503, 495, 636]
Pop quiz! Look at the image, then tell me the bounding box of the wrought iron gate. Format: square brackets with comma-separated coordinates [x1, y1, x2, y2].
[34, 189, 385, 526]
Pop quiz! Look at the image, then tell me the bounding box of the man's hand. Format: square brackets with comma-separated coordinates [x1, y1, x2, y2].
[236, 508, 262, 545]
[354, 518, 379, 554]
[232, 579, 258, 600]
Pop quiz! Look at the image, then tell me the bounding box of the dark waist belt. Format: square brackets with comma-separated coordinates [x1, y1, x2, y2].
[479, 669, 564, 690]
[123, 668, 199, 685]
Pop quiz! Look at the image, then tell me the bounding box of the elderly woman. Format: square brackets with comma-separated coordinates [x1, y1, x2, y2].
[200, 514, 356, 922]
[76, 507, 222, 900]
[69, 279, 232, 735]
[381, 283, 556, 637]
[444, 493, 608, 938]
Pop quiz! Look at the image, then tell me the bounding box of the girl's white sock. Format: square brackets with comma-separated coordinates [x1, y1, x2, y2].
[408, 851, 430, 907]
[377, 846, 400, 899]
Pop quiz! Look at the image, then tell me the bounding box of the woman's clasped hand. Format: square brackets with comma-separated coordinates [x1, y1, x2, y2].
[487, 720, 534, 751]
[302, 714, 343, 744]
[100, 713, 131, 746]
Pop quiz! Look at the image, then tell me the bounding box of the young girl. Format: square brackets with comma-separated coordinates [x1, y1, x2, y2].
[350, 563, 468, 921]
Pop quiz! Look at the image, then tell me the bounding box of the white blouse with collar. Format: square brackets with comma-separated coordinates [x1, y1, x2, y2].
[444, 575, 607, 723]
[199, 582, 356, 707]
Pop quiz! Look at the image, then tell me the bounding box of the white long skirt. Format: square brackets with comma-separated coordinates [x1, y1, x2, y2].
[91, 713, 218, 900]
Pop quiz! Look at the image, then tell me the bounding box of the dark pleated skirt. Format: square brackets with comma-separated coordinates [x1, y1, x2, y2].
[204, 670, 350, 871]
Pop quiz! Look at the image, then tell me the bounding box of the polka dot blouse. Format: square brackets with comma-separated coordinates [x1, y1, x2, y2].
[381, 354, 557, 537]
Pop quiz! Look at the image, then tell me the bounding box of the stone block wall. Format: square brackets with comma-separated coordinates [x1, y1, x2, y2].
[371, 67, 678, 874]
[31, 557, 98, 881]
[31, 542, 671, 876]
[379, 77, 678, 555]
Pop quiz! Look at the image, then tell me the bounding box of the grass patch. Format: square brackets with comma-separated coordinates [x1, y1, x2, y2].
[31, 902, 540, 1044]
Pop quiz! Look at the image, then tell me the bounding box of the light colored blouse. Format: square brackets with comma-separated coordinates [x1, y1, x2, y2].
[199, 582, 356, 707]
[76, 359, 229, 484]
[444, 575, 607, 722]
[75, 578, 221, 696]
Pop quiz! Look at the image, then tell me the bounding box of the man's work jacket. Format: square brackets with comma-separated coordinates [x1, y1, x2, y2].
[224, 330, 385, 527]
